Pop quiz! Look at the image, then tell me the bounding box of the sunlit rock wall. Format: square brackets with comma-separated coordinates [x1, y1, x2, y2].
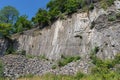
[13, 1, 120, 60]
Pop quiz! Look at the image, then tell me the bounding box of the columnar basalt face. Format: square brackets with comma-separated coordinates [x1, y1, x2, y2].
[12, 3, 120, 60]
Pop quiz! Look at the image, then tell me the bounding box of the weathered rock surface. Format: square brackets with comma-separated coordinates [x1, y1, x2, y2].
[0, 38, 9, 55]
[0, 0, 120, 78]
[12, 1, 120, 60]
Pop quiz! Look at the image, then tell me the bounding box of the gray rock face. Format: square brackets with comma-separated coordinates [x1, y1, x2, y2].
[0, 38, 8, 55]
[12, 2, 120, 60]
[0, 1, 120, 78]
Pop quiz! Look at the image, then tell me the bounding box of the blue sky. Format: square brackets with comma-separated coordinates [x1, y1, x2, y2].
[0, 0, 50, 20]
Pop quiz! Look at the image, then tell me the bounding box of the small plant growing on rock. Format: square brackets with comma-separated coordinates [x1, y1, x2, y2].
[89, 3, 94, 11]
[100, 1, 108, 10]
[52, 65, 57, 69]
[58, 55, 81, 67]
[26, 54, 35, 59]
[107, 0, 115, 6]
[90, 46, 99, 55]
[74, 56, 81, 61]
[18, 50, 26, 55]
[100, 0, 115, 10]
[108, 15, 116, 21]
[38, 55, 48, 60]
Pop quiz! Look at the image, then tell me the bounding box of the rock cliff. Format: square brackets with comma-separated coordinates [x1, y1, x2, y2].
[11, 1, 120, 60]
[0, 38, 9, 55]
[0, 1, 120, 78]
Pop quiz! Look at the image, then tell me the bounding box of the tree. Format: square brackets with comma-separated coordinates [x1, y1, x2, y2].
[65, 0, 79, 14]
[14, 15, 32, 33]
[32, 0, 97, 29]
[32, 9, 51, 29]
[47, 0, 66, 13]
[0, 6, 19, 24]
[0, 23, 12, 37]
[48, 7, 61, 21]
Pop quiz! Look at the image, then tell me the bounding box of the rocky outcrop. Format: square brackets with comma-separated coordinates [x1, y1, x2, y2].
[0, 0, 120, 79]
[1, 55, 53, 78]
[1, 55, 91, 78]
[0, 38, 9, 55]
[12, 1, 120, 60]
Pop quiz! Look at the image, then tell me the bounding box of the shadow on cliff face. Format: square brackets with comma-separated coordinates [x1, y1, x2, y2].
[12, 39, 20, 51]
[94, 14, 108, 31]
[0, 38, 8, 55]
[93, 11, 119, 32]
[4, 38, 20, 55]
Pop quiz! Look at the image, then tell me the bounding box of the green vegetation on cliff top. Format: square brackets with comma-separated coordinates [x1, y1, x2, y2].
[0, 0, 115, 38]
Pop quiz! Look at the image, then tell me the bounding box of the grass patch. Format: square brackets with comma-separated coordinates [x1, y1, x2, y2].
[37, 55, 48, 60]
[18, 71, 120, 80]
[75, 72, 85, 80]
[22, 74, 34, 78]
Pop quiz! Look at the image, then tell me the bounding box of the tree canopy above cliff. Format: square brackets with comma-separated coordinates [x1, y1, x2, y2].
[0, 0, 115, 37]
[0, 6, 19, 24]
[0, 6, 32, 37]
[32, 0, 115, 29]
[32, 0, 89, 28]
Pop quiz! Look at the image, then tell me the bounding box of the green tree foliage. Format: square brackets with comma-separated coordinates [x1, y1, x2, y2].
[0, 6, 19, 37]
[0, 23, 12, 37]
[32, 9, 51, 28]
[47, 0, 86, 14]
[0, 6, 19, 24]
[47, 0, 66, 13]
[14, 15, 32, 33]
[0, 6, 33, 37]
[33, 0, 93, 28]
[64, 0, 80, 14]
[33, 0, 116, 29]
